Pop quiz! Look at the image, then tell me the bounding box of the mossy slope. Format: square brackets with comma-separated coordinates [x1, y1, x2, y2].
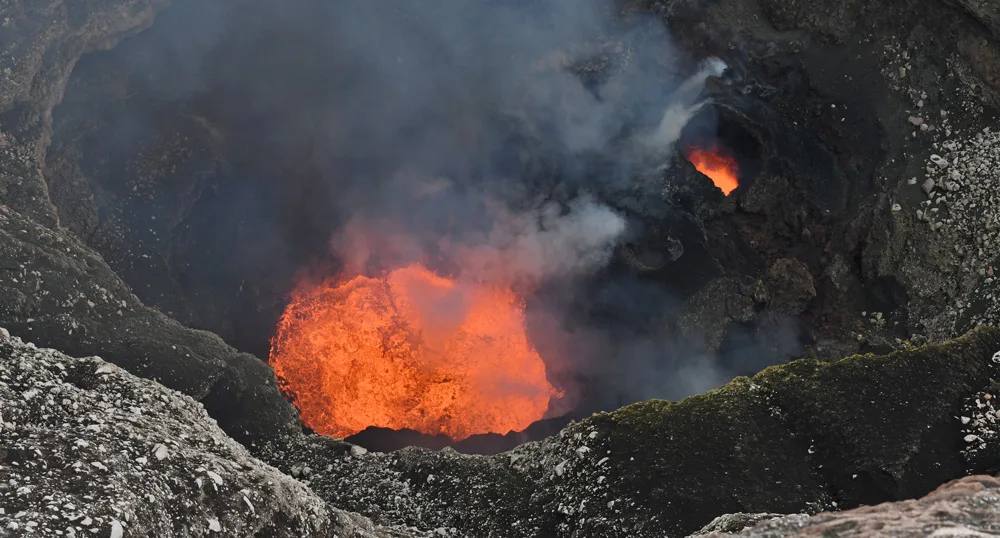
[279, 327, 1000, 537]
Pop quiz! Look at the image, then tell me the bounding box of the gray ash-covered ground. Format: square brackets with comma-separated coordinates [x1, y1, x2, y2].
[0, 328, 414, 538]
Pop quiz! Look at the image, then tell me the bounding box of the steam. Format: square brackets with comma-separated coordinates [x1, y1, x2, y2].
[643, 58, 728, 154]
[70, 0, 746, 419]
[446, 197, 626, 283]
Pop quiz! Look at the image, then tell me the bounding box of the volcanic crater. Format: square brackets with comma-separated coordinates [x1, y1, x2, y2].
[39, 0, 898, 455]
[4, 0, 1000, 534]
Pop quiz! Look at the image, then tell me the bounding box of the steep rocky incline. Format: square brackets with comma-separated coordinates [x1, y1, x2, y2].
[0, 0, 313, 452]
[0, 204, 302, 446]
[0, 328, 417, 538]
[693, 474, 1000, 537]
[946, 0, 1000, 39]
[0, 0, 171, 227]
[264, 327, 1000, 537]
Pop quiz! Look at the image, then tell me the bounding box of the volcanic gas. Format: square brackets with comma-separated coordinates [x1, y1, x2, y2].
[269, 263, 560, 440]
[684, 145, 740, 195]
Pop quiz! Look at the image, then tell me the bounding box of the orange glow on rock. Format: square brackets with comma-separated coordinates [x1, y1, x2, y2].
[270, 263, 559, 440]
[684, 146, 740, 195]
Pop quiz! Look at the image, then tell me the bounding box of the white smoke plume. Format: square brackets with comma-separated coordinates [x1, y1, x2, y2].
[642, 58, 728, 154]
[451, 196, 627, 284]
[116, 0, 741, 416]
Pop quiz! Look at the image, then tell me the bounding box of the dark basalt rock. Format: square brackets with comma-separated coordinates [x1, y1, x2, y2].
[3, 317, 999, 537]
[1, 0, 1000, 535]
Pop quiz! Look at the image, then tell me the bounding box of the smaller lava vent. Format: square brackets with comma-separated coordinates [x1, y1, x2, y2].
[679, 103, 764, 196]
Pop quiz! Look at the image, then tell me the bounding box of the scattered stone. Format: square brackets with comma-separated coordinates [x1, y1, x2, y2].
[922, 178, 936, 195]
[153, 444, 170, 461]
[0, 330, 402, 537]
[206, 470, 224, 486]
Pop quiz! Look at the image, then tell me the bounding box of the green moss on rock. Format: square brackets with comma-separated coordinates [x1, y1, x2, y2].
[275, 327, 1000, 537]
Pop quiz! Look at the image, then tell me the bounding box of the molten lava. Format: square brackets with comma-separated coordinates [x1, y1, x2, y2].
[684, 145, 740, 195]
[270, 263, 558, 440]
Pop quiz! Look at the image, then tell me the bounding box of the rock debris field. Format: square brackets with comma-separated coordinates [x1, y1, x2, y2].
[0, 328, 406, 538]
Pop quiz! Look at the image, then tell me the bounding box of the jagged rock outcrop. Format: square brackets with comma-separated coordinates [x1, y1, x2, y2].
[0, 328, 417, 537]
[261, 327, 1000, 537]
[694, 475, 1000, 537]
[0, 0, 305, 449]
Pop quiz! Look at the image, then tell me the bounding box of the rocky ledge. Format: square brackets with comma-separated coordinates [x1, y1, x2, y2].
[263, 326, 1000, 537]
[4, 324, 1000, 536]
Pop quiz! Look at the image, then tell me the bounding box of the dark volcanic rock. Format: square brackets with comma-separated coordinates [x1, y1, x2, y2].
[0, 204, 301, 446]
[0, 329, 414, 538]
[697, 475, 1000, 537]
[2, 0, 1000, 535]
[761, 258, 815, 316]
[264, 327, 1000, 537]
[677, 277, 758, 354]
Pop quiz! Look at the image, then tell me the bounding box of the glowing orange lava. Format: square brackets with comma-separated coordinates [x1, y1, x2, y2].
[270, 263, 558, 440]
[684, 146, 740, 195]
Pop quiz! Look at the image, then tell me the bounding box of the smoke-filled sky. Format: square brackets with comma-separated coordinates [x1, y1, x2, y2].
[60, 0, 763, 415]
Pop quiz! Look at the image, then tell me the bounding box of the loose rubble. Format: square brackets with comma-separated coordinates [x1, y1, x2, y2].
[959, 384, 1000, 471]
[878, 32, 1000, 344]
